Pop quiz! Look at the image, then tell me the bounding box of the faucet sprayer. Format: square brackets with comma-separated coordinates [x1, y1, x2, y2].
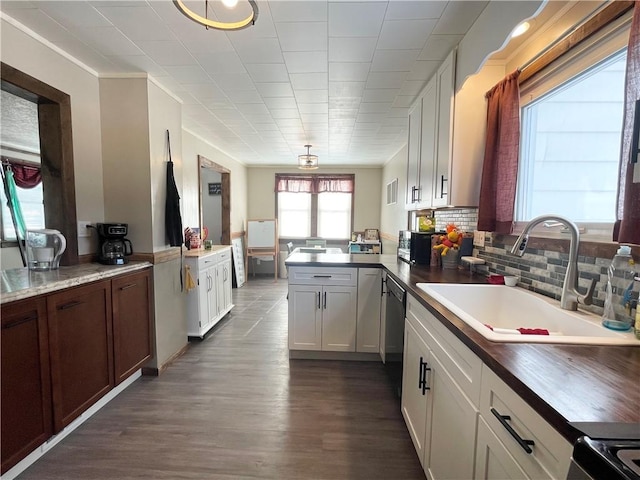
[510, 215, 596, 311]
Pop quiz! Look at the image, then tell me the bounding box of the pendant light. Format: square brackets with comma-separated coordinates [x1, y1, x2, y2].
[173, 0, 258, 31]
[298, 145, 319, 170]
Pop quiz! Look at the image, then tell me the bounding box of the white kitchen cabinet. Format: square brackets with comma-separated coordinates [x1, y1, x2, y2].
[357, 268, 382, 353]
[475, 366, 572, 480]
[401, 315, 432, 467]
[185, 247, 234, 338]
[379, 270, 388, 360]
[418, 76, 437, 207]
[288, 267, 358, 352]
[406, 100, 422, 207]
[403, 295, 482, 478]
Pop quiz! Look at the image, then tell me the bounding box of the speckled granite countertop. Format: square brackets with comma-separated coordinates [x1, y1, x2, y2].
[183, 245, 231, 258]
[1, 262, 152, 304]
[286, 253, 640, 443]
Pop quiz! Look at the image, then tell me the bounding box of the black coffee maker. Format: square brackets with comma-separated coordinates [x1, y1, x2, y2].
[96, 223, 133, 265]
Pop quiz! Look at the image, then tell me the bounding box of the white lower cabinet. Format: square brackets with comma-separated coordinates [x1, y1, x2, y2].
[288, 267, 358, 352]
[475, 366, 572, 480]
[185, 247, 234, 338]
[356, 268, 382, 353]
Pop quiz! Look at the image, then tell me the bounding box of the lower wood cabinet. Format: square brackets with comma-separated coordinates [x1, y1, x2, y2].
[112, 269, 153, 385]
[0, 266, 153, 475]
[47, 280, 114, 432]
[1, 297, 51, 475]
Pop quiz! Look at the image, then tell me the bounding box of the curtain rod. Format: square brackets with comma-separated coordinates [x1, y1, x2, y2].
[518, 0, 632, 73]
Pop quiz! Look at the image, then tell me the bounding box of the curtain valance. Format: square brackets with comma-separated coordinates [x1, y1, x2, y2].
[276, 174, 354, 194]
[2, 159, 42, 189]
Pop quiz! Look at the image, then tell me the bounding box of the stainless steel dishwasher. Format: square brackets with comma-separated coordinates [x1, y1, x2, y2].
[383, 275, 406, 400]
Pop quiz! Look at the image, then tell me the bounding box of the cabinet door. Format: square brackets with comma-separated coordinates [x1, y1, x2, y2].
[206, 264, 219, 328]
[418, 76, 437, 208]
[288, 285, 322, 350]
[215, 262, 225, 316]
[1, 298, 52, 475]
[379, 270, 387, 360]
[475, 416, 528, 480]
[425, 353, 478, 480]
[356, 268, 381, 353]
[406, 100, 422, 206]
[222, 259, 233, 312]
[47, 281, 114, 432]
[401, 318, 431, 466]
[432, 49, 456, 207]
[112, 269, 153, 385]
[321, 285, 357, 352]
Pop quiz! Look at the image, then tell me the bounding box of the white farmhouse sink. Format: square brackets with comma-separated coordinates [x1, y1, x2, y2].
[417, 284, 640, 346]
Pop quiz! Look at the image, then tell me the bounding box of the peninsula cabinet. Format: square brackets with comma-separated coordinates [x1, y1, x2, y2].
[356, 268, 382, 353]
[288, 266, 357, 352]
[47, 281, 114, 432]
[1, 297, 51, 475]
[112, 269, 153, 385]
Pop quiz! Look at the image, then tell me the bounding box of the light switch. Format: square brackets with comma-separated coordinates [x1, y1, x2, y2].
[473, 230, 485, 247]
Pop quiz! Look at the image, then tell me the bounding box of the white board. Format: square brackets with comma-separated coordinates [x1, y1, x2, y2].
[247, 219, 276, 249]
[231, 237, 245, 288]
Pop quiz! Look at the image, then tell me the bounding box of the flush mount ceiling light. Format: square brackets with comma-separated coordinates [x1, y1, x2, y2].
[173, 0, 258, 31]
[511, 21, 530, 38]
[298, 145, 319, 170]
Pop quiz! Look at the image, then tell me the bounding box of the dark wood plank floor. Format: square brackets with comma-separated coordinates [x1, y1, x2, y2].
[19, 278, 424, 479]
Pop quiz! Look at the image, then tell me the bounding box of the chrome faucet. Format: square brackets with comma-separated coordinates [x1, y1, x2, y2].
[510, 215, 596, 311]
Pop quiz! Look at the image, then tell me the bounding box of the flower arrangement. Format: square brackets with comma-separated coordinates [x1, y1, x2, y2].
[433, 223, 464, 256]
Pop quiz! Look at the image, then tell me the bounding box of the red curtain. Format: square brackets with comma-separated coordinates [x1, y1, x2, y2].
[5, 163, 42, 188]
[477, 70, 521, 234]
[276, 174, 354, 193]
[614, 2, 640, 245]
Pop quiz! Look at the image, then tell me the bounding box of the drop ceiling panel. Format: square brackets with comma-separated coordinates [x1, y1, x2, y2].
[0, 0, 519, 166]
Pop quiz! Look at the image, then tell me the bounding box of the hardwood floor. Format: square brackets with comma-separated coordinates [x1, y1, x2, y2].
[18, 278, 424, 479]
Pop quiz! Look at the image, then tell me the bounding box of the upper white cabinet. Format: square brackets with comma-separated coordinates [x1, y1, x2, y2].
[405, 49, 459, 209]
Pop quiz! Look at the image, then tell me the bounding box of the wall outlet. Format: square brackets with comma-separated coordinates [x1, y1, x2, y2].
[78, 221, 92, 237]
[473, 230, 486, 247]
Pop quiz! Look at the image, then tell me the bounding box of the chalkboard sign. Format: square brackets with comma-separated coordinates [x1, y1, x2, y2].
[208, 182, 221, 195]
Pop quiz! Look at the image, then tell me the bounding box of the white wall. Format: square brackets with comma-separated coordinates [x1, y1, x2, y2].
[247, 166, 382, 233]
[380, 146, 409, 253]
[0, 17, 105, 258]
[182, 130, 247, 236]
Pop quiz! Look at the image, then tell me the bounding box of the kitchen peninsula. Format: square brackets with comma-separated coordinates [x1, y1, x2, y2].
[285, 252, 640, 478]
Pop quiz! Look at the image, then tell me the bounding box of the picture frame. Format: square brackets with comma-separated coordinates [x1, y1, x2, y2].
[364, 228, 379, 241]
[208, 182, 222, 195]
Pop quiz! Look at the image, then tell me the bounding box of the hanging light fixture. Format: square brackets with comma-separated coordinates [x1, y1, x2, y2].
[173, 0, 258, 31]
[298, 145, 319, 170]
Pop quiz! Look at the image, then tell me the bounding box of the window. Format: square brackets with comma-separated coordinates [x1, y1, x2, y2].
[515, 11, 631, 234]
[276, 174, 354, 239]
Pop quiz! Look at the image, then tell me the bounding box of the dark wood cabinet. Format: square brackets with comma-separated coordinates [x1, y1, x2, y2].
[47, 281, 114, 433]
[1, 297, 52, 475]
[112, 269, 153, 385]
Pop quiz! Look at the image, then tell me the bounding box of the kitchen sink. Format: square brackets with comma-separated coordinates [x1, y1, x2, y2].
[416, 284, 640, 345]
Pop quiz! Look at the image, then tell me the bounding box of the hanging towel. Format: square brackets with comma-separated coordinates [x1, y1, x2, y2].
[184, 265, 196, 291]
[3, 169, 27, 239]
[165, 130, 183, 247]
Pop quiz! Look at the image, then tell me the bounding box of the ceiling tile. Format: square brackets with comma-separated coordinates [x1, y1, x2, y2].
[384, 1, 448, 20]
[358, 102, 392, 114]
[270, 109, 300, 119]
[407, 60, 440, 81]
[231, 37, 284, 64]
[246, 63, 289, 83]
[225, 89, 264, 104]
[73, 26, 145, 56]
[38, 2, 112, 27]
[329, 63, 370, 82]
[235, 103, 270, 116]
[399, 80, 426, 96]
[211, 73, 255, 91]
[256, 82, 294, 98]
[328, 2, 386, 37]
[270, 1, 328, 22]
[377, 19, 437, 50]
[299, 103, 328, 114]
[263, 97, 298, 110]
[433, 1, 489, 35]
[290, 73, 328, 91]
[295, 90, 328, 104]
[362, 88, 399, 103]
[115, 54, 167, 76]
[392, 95, 417, 108]
[138, 40, 196, 66]
[366, 71, 408, 89]
[96, 5, 174, 41]
[370, 49, 420, 72]
[328, 37, 377, 62]
[163, 65, 211, 84]
[283, 51, 328, 74]
[276, 22, 327, 52]
[329, 82, 366, 98]
[195, 51, 247, 74]
[418, 35, 464, 61]
[183, 83, 228, 101]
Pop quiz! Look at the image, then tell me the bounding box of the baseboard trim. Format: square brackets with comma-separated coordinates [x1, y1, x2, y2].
[2, 371, 142, 480]
[142, 343, 190, 376]
[288, 350, 381, 361]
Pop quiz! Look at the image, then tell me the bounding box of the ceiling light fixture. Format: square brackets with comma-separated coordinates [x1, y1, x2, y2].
[173, 0, 258, 31]
[298, 145, 319, 170]
[511, 21, 530, 38]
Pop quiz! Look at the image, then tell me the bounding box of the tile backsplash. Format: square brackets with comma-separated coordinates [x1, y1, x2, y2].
[429, 208, 635, 317]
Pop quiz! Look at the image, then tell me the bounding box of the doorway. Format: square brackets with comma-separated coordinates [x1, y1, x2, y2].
[198, 155, 230, 245]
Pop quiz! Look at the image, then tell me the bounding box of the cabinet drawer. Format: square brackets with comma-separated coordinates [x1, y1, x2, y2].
[216, 247, 231, 262]
[197, 252, 220, 270]
[480, 366, 572, 480]
[407, 295, 482, 407]
[288, 267, 357, 286]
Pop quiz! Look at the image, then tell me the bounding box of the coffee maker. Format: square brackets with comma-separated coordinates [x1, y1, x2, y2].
[96, 223, 133, 265]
